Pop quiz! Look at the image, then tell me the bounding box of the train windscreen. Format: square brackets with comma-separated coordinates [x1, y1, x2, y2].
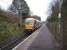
[25, 18, 34, 24]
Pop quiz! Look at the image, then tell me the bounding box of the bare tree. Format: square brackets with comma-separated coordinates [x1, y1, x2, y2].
[61, 0, 67, 50]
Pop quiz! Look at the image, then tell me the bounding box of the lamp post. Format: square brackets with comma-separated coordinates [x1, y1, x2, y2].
[16, 0, 24, 26]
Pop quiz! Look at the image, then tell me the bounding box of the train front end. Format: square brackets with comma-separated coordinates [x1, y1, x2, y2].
[24, 18, 34, 32]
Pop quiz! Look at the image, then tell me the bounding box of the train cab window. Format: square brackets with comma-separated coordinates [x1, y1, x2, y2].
[24, 18, 34, 24]
[25, 20, 33, 24]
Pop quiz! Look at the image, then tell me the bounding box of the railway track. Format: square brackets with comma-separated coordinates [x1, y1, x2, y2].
[0, 32, 31, 50]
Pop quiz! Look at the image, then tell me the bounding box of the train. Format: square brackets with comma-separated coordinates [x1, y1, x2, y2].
[24, 17, 42, 33]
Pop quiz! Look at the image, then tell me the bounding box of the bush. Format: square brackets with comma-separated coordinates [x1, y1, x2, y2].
[0, 11, 24, 47]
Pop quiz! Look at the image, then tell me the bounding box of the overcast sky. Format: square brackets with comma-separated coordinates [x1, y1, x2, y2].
[0, 0, 53, 21]
[25, 0, 53, 21]
[0, 0, 13, 10]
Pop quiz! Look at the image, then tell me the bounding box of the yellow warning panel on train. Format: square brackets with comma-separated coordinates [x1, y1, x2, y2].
[25, 24, 33, 29]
